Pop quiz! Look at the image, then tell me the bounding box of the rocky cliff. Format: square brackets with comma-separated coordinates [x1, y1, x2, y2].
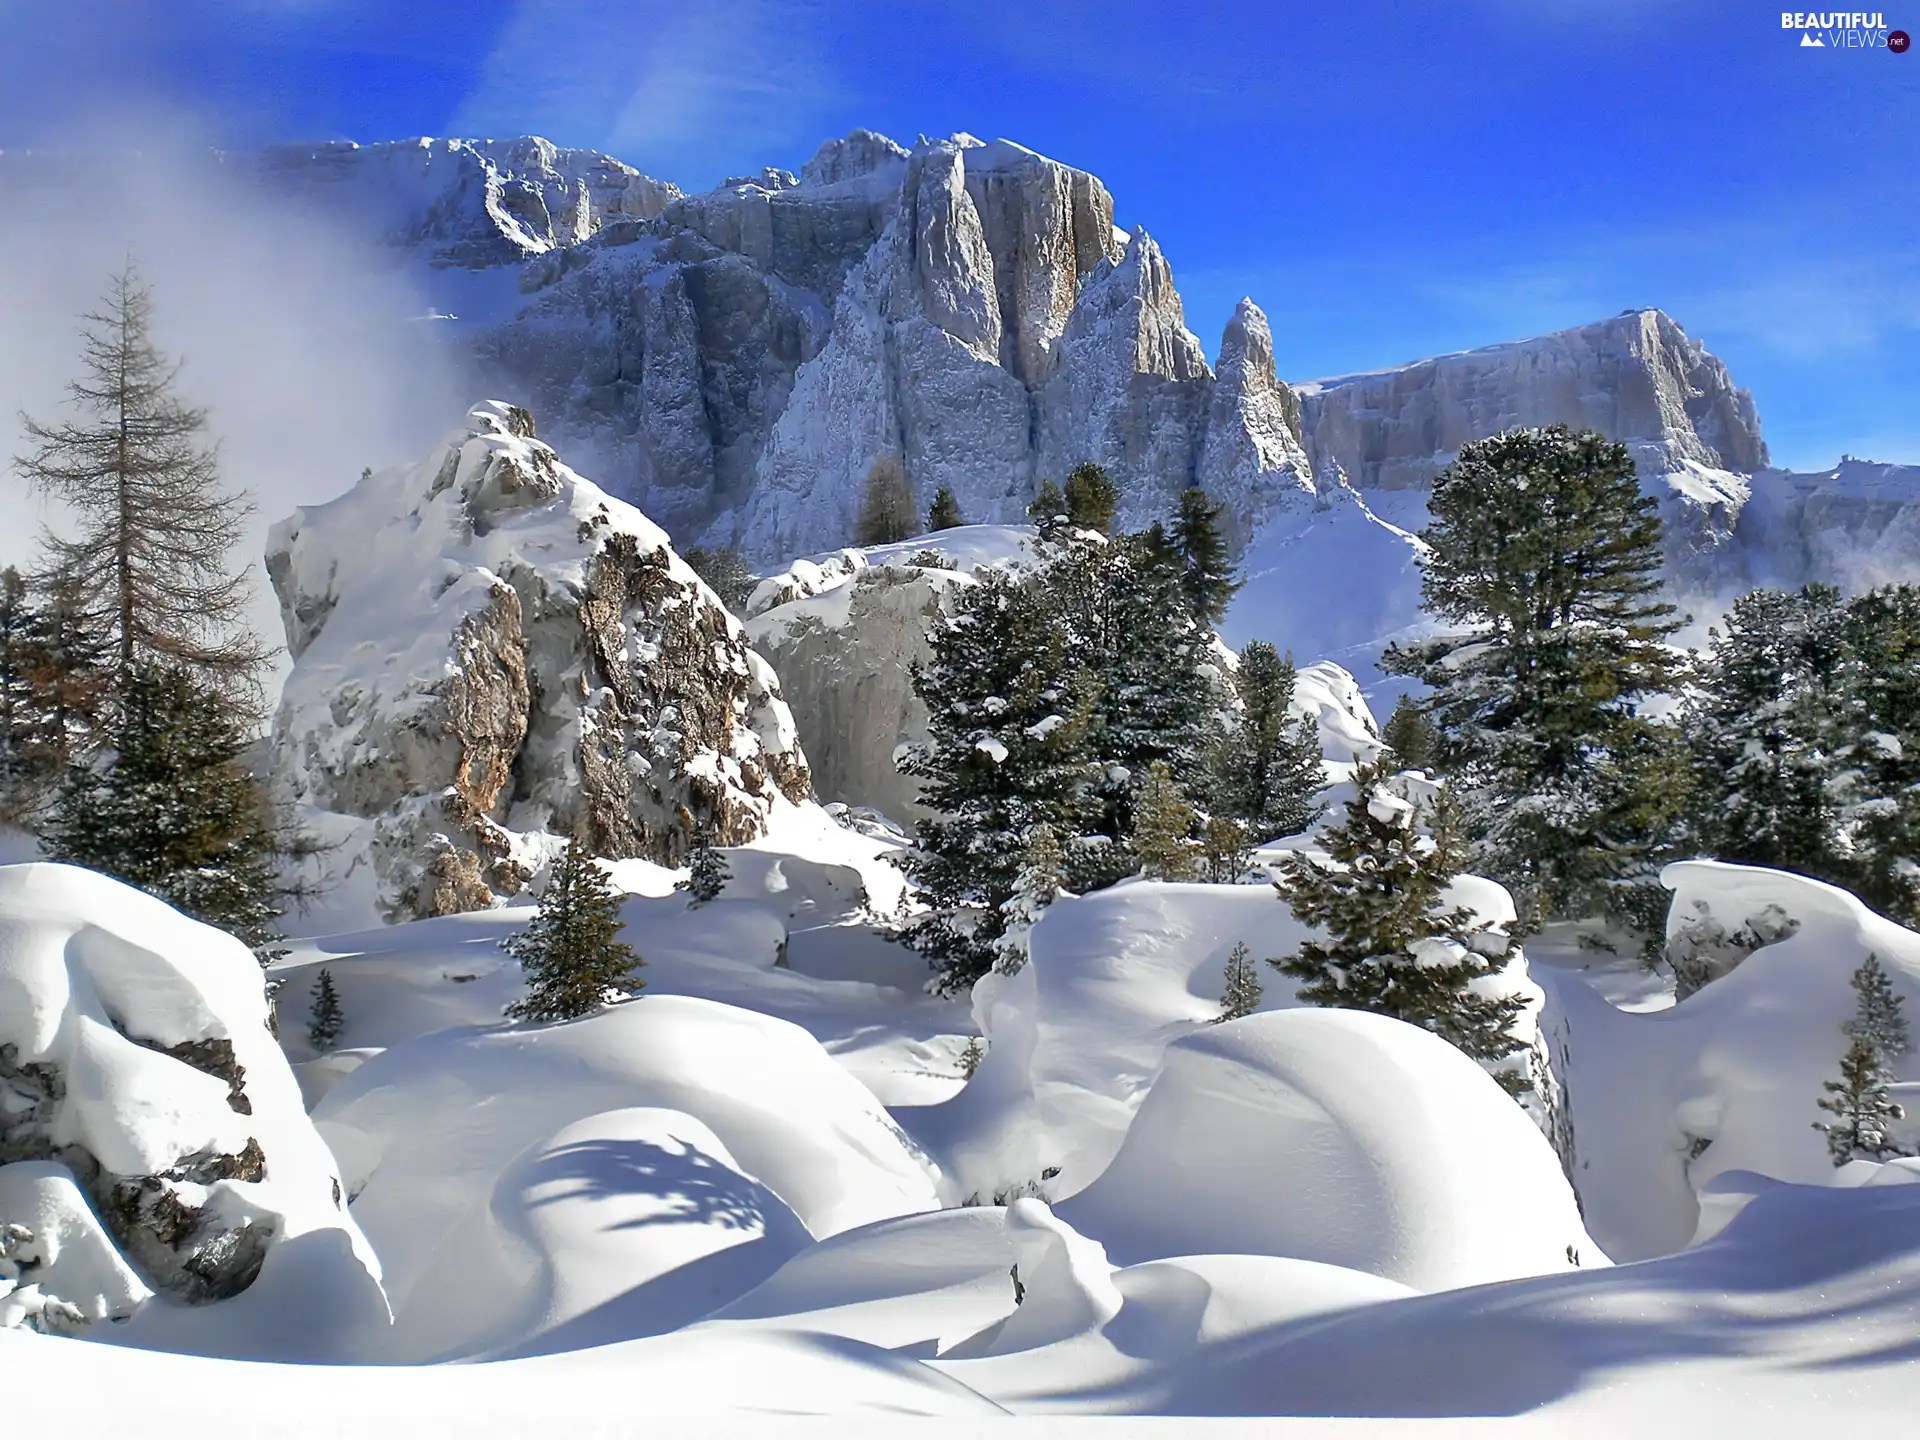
[266, 401, 811, 923]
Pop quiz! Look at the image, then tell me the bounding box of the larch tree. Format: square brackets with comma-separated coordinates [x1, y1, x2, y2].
[1381, 425, 1684, 921]
[504, 839, 646, 1022]
[855, 452, 919, 546]
[14, 263, 270, 703]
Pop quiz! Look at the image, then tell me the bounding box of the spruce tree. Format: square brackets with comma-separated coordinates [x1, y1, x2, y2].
[927, 486, 964, 531]
[1846, 953, 1911, 1062]
[1381, 425, 1683, 919]
[680, 837, 731, 904]
[900, 569, 1098, 992]
[14, 263, 269, 699]
[1815, 1037, 1907, 1166]
[1274, 763, 1529, 1085]
[1132, 761, 1197, 880]
[1062, 462, 1118, 534]
[0, 570, 66, 822]
[1172, 488, 1240, 627]
[855, 453, 918, 546]
[1380, 694, 1437, 772]
[43, 663, 285, 953]
[307, 968, 345, 1051]
[503, 840, 645, 1022]
[1222, 641, 1325, 842]
[683, 546, 755, 614]
[1216, 941, 1262, 1022]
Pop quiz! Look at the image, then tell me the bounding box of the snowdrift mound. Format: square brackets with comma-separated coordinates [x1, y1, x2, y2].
[314, 994, 944, 1350]
[0, 864, 384, 1356]
[1061, 1008, 1596, 1289]
[1548, 859, 1920, 1260]
[266, 400, 811, 925]
[383, 1106, 813, 1361]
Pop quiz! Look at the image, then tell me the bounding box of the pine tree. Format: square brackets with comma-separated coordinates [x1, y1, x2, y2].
[993, 822, 1066, 974]
[1221, 641, 1325, 842]
[1274, 763, 1529, 1085]
[307, 968, 345, 1051]
[899, 569, 1098, 993]
[1381, 694, 1437, 772]
[1683, 585, 1850, 884]
[1834, 586, 1920, 924]
[1132, 761, 1197, 880]
[1216, 941, 1262, 1022]
[503, 840, 645, 1022]
[1200, 813, 1250, 883]
[1027, 478, 1068, 536]
[1062, 463, 1118, 534]
[683, 546, 755, 614]
[1172, 488, 1240, 626]
[1381, 425, 1684, 920]
[927, 486, 964, 531]
[1815, 1037, 1907, 1166]
[1846, 953, 1912, 1062]
[855, 453, 919, 546]
[958, 1035, 985, 1079]
[13, 263, 269, 700]
[680, 837, 730, 904]
[43, 663, 285, 953]
[0, 570, 64, 822]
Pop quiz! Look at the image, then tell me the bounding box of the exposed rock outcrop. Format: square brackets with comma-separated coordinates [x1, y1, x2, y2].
[266, 401, 812, 923]
[0, 863, 382, 1340]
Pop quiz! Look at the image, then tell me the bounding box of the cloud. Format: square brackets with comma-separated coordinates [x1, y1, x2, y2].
[448, 0, 846, 186]
[0, 111, 468, 700]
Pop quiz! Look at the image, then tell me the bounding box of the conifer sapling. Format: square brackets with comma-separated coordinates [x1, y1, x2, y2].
[1216, 941, 1262, 1022]
[1815, 953, 1914, 1165]
[308, 967, 345, 1051]
[504, 840, 645, 1022]
[680, 836, 731, 905]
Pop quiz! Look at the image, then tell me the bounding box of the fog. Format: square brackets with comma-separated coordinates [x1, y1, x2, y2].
[0, 114, 471, 704]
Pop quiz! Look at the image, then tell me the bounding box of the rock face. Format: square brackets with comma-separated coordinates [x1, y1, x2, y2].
[266, 401, 811, 923]
[251, 136, 683, 268]
[0, 863, 382, 1333]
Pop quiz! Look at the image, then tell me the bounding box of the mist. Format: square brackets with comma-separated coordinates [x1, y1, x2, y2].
[0, 114, 471, 705]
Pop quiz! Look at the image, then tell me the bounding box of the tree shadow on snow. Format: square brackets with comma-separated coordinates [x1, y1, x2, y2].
[524, 1136, 776, 1234]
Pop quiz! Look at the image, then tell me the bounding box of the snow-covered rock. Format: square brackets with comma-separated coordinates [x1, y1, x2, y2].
[1060, 1008, 1598, 1289]
[0, 864, 384, 1353]
[251, 136, 681, 269]
[266, 400, 811, 923]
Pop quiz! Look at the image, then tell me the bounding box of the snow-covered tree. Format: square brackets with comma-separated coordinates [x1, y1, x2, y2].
[1834, 586, 1920, 925]
[1381, 425, 1684, 920]
[927, 486, 964, 531]
[855, 452, 918, 545]
[13, 263, 269, 701]
[1273, 763, 1530, 1088]
[307, 967, 345, 1051]
[1216, 941, 1262, 1022]
[1171, 488, 1240, 626]
[680, 837, 730, 904]
[993, 821, 1066, 974]
[1683, 584, 1850, 883]
[1062, 462, 1118, 534]
[43, 662, 286, 954]
[503, 840, 645, 1022]
[1380, 694, 1437, 773]
[900, 568, 1097, 993]
[1132, 761, 1197, 880]
[0, 1223, 85, 1334]
[1216, 641, 1324, 843]
[1814, 960, 1913, 1167]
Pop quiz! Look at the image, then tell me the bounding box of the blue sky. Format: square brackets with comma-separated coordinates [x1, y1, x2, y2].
[4, 0, 1916, 470]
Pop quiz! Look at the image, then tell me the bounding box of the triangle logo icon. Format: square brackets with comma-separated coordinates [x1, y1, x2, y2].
[1800, 31, 1826, 45]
